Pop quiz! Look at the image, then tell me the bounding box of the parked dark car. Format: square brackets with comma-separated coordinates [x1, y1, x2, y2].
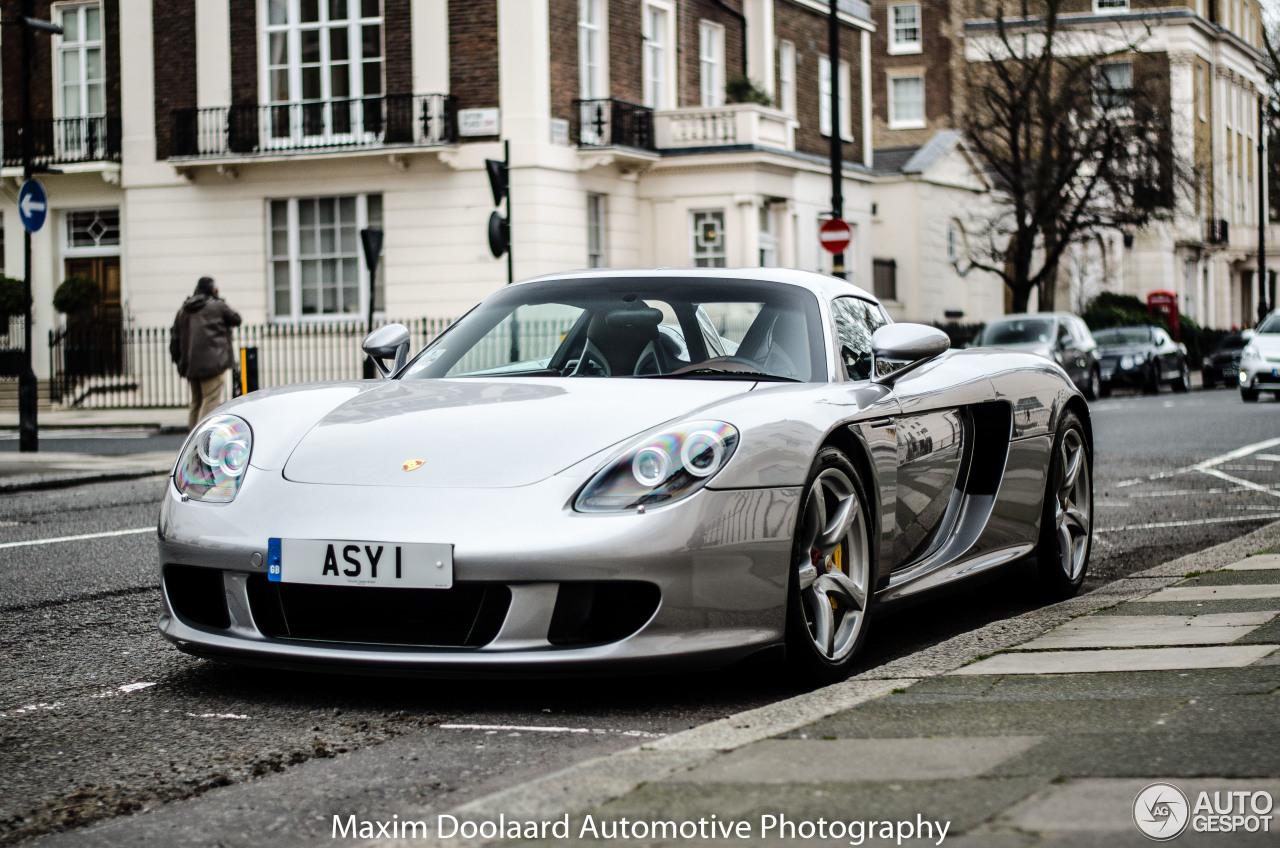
[1093, 325, 1190, 395]
[971, 312, 1101, 400]
[1201, 332, 1248, 389]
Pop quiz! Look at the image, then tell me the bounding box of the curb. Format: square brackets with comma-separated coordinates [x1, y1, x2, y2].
[369, 517, 1280, 848]
[0, 468, 172, 494]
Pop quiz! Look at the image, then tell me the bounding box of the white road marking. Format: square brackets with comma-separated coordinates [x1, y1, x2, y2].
[187, 713, 250, 720]
[439, 723, 664, 739]
[1258, 454, 1280, 462]
[1119, 488, 1246, 498]
[1096, 513, 1280, 533]
[0, 702, 63, 718]
[1114, 436, 1280, 491]
[0, 527, 153, 550]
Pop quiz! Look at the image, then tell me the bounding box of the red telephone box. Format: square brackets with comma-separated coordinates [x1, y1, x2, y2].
[1147, 290, 1180, 340]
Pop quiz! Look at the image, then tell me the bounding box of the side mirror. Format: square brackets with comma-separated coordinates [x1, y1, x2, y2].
[362, 323, 411, 378]
[871, 323, 950, 386]
[1243, 329, 1256, 341]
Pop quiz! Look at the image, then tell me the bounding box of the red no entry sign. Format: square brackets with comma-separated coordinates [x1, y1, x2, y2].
[819, 217, 851, 254]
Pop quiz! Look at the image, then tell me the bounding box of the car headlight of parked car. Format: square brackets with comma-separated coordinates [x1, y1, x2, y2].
[1120, 353, 1147, 370]
[174, 414, 253, 503]
[1241, 344, 1261, 363]
[575, 420, 739, 512]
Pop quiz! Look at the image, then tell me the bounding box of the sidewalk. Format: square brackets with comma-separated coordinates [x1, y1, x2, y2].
[0, 408, 187, 492]
[373, 520, 1280, 848]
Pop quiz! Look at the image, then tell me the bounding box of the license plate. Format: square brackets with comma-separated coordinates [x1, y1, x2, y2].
[267, 538, 453, 589]
[1101, 369, 1114, 380]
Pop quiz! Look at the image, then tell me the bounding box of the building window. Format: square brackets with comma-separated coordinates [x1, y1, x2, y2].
[691, 210, 726, 267]
[579, 0, 604, 100]
[587, 194, 606, 268]
[55, 2, 105, 158]
[778, 40, 796, 117]
[872, 258, 897, 302]
[1196, 64, 1207, 122]
[759, 204, 777, 267]
[1093, 0, 1129, 10]
[819, 56, 852, 140]
[1094, 61, 1132, 113]
[66, 208, 120, 250]
[889, 74, 925, 128]
[947, 221, 963, 263]
[700, 21, 725, 107]
[889, 4, 921, 54]
[643, 1, 673, 109]
[269, 194, 382, 320]
[262, 0, 384, 145]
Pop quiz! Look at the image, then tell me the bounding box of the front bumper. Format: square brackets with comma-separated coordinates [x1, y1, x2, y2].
[1239, 358, 1280, 391]
[158, 470, 800, 673]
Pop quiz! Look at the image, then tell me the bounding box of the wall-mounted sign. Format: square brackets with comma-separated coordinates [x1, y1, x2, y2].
[458, 108, 501, 137]
[550, 118, 570, 146]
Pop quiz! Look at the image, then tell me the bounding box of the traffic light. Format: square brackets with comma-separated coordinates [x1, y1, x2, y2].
[486, 146, 509, 259]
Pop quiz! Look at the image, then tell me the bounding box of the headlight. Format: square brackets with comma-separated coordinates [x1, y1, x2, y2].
[1120, 355, 1134, 370]
[575, 421, 739, 512]
[174, 414, 253, 503]
[1133, 352, 1147, 365]
[1241, 344, 1260, 362]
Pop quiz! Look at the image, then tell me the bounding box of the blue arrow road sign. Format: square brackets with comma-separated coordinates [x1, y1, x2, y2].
[18, 179, 48, 233]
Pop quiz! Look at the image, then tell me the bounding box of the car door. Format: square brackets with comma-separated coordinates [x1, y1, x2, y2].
[1054, 320, 1083, 385]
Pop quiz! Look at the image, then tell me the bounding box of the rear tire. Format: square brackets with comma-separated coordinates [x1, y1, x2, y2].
[1099, 382, 1112, 398]
[1034, 411, 1092, 601]
[1242, 387, 1260, 402]
[1202, 372, 1216, 389]
[1143, 365, 1160, 394]
[785, 447, 873, 684]
[1172, 361, 1190, 393]
[1083, 367, 1100, 401]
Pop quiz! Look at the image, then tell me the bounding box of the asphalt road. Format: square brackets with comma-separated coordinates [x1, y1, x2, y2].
[1, 386, 1278, 847]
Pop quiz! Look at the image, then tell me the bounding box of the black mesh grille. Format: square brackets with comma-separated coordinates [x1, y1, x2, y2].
[245, 576, 510, 648]
[548, 581, 660, 646]
[163, 565, 231, 630]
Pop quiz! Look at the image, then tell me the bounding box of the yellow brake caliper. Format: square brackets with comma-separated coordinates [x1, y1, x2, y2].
[830, 543, 843, 610]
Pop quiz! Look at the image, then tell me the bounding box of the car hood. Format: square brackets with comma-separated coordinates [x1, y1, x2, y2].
[280, 378, 753, 488]
[1249, 334, 1280, 357]
[1096, 344, 1153, 357]
[975, 341, 1054, 358]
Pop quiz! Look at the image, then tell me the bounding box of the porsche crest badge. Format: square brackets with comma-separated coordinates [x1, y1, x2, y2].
[402, 459, 425, 472]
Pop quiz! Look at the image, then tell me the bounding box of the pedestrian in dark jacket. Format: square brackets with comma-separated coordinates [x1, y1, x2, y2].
[170, 277, 242, 431]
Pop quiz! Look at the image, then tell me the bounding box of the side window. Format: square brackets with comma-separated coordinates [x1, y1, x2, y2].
[1057, 323, 1071, 346]
[832, 297, 887, 380]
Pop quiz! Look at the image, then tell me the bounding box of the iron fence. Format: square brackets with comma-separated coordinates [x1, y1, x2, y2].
[572, 99, 656, 151]
[1, 116, 122, 167]
[49, 317, 455, 409]
[170, 94, 457, 159]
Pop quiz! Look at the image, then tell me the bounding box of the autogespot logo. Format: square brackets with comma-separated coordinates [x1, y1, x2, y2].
[1134, 783, 1191, 841]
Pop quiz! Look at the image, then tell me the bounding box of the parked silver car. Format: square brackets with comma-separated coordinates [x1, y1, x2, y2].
[158, 269, 1093, 681]
[1239, 311, 1280, 401]
[971, 312, 1101, 400]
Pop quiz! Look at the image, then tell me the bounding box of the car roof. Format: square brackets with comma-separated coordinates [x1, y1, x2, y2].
[515, 267, 880, 306]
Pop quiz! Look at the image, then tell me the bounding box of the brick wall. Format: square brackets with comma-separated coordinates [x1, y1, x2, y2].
[550, 0, 578, 123]
[870, 0, 952, 149]
[229, 0, 257, 105]
[610, 0, 644, 105]
[448, 0, 499, 112]
[2, 1, 55, 125]
[678, 0, 746, 107]
[775, 0, 863, 164]
[153, 0, 197, 160]
[385, 0, 413, 96]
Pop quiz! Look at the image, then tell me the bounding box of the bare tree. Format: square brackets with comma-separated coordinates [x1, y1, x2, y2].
[957, 0, 1190, 313]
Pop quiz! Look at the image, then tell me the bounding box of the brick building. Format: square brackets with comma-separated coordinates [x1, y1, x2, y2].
[0, 0, 1005, 393]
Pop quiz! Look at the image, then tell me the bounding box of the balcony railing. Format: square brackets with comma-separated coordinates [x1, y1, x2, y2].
[1, 116, 122, 167]
[170, 94, 457, 159]
[572, 99, 656, 151]
[653, 104, 795, 152]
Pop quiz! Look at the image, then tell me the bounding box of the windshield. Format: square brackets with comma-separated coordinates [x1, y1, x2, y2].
[1092, 327, 1153, 346]
[977, 318, 1055, 345]
[400, 277, 827, 382]
[1259, 314, 1280, 334]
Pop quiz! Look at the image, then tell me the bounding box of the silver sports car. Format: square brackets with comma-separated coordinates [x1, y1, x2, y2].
[158, 268, 1093, 681]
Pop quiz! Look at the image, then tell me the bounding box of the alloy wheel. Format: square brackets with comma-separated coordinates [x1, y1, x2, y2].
[794, 467, 870, 662]
[1053, 428, 1092, 581]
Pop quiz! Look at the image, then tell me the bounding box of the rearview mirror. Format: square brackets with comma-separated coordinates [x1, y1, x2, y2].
[871, 324, 950, 386]
[362, 323, 411, 378]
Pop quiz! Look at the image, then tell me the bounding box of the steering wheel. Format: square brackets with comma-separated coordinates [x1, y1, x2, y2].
[568, 344, 611, 376]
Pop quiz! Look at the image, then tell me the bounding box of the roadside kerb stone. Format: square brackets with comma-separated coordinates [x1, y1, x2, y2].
[951, 645, 1277, 676]
[1016, 611, 1276, 650]
[1225, 554, 1280, 570]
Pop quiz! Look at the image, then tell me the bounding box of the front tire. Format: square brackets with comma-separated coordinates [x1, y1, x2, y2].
[1172, 360, 1190, 392]
[1034, 410, 1092, 600]
[785, 447, 873, 684]
[1083, 367, 1101, 401]
[1242, 386, 1260, 402]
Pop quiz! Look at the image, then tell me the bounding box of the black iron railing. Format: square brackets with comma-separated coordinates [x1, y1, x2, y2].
[1, 116, 122, 167]
[572, 99, 656, 151]
[170, 94, 457, 159]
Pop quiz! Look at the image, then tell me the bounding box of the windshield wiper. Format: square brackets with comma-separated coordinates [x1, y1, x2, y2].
[644, 367, 800, 382]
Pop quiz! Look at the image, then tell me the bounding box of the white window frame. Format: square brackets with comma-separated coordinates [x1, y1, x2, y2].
[587, 193, 607, 268]
[758, 203, 778, 267]
[259, 0, 385, 147]
[1093, 0, 1129, 11]
[699, 20, 726, 108]
[888, 72, 926, 129]
[778, 39, 796, 117]
[642, 0, 677, 110]
[1093, 61, 1132, 115]
[578, 0, 606, 100]
[62, 207, 120, 258]
[1196, 64, 1207, 122]
[819, 56, 852, 140]
[888, 3, 922, 55]
[53, 2, 106, 160]
[691, 209, 727, 268]
[268, 194, 383, 324]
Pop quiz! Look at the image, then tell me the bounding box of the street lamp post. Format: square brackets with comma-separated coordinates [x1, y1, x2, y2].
[828, 0, 846, 280]
[16, 10, 64, 452]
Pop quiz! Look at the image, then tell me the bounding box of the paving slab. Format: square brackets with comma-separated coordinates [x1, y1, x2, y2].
[665, 737, 1043, 783]
[1236, 616, 1280, 646]
[902, 667, 1280, 701]
[1224, 554, 1280, 570]
[1150, 692, 1280, 733]
[1171, 569, 1280, 586]
[1098, 598, 1280, 616]
[951, 645, 1277, 675]
[988, 730, 1280, 778]
[785, 697, 1187, 739]
[1018, 612, 1276, 650]
[1135, 584, 1280, 602]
